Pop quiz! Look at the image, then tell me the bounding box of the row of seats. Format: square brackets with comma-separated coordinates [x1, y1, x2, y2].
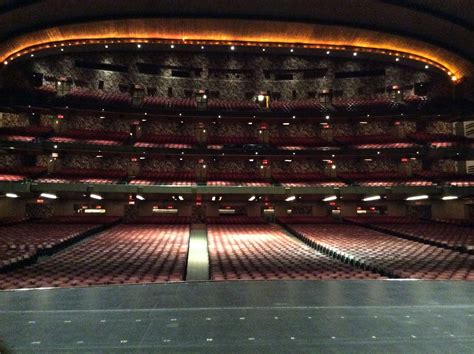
[0, 224, 190, 289]
[0, 218, 114, 271]
[289, 224, 474, 280]
[346, 216, 474, 252]
[208, 224, 383, 280]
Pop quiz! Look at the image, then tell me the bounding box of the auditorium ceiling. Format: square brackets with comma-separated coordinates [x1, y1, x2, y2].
[0, 0, 473, 80]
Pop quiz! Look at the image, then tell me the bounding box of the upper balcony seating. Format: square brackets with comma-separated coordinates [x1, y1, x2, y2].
[403, 95, 429, 110]
[332, 97, 402, 114]
[207, 172, 270, 186]
[272, 171, 345, 187]
[408, 132, 472, 144]
[414, 171, 474, 186]
[143, 96, 197, 109]
[270, 136, 331, 147]
[289, 223, 474, 280]
[129, 171, 196, 186]
[338, 171, 432, 187]
[334, 134, 408, 146]
[59, 129, 130, 143]
[0, 166, 47, 182]
[269, 99, 329, 113]
[207, 136, 260, 145]
[0, 126, 53, 138]
[0, 224, 190, 289]
[36, 168, 127, 184]
[208, 99, 260, 111]
[65, 89, 132, 107]
[137, 133, 197, 145]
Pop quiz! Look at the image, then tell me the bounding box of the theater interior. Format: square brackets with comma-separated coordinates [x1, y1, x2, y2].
[0, 1, 473, 352]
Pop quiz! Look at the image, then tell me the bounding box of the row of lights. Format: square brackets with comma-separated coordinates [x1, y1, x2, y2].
[4, 193, 460, 202]
[3, 39, 457, 81]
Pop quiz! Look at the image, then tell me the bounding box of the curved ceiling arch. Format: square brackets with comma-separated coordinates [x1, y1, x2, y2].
[0, 18, 470, 81]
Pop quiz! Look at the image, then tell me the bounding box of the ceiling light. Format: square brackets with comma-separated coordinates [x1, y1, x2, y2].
[406, 195, 429, 201]
[230, 46, 235, 51]
[262, 48, 266, 52]
[90, 193, 103, 200]
[40, 193, 57, 199]
[290, 49, 294, 53]
[178, 195, 184, 201]
[248, 195, 256, 202]
[326, 51, 330, 55]
[136, 194, 145, 201]
[104, 45, 108, 49]
[170, 44, 175, 49]
[285, 195, 296, 202]
[323, 195, 337, 202]
[201, 46, 205, 49]
[353, 52, 358, 56]
[451, 76, 457, 81]
[363, 195, 381, 202]
[5, 193, 18, 198]
[441, 195, 458, 201]
[137, 44, 142, 48]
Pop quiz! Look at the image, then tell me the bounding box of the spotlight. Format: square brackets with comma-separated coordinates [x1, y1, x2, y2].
[326, 51, 330, 55]
[323, 195, 337, 202]
[363, 195, 381, 202]
[137, 44, 142, 48]
[441, 195, 458, 201]
[425, 65, 429, 69]
[90, 193, 103, 200]
[5, 193, 18, 198]
[40, 193, 57, 199]
[262, 48, 266, 52]
[353, 52, 358, 56]
[285, 195, 296, 202]
[201, 46, 205, 50]
[230, 46, 235, 51]
[290, 48, 294, 53]
[136, 194, 145, 201]
[170, 44, 175, 49]
[406, 195, 429, 201]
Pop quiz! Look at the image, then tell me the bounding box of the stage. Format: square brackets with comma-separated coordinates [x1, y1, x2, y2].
[0, 280, 473, 353]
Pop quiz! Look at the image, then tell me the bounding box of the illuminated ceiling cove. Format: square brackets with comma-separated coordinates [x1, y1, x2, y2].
[0, 18, 470, 81]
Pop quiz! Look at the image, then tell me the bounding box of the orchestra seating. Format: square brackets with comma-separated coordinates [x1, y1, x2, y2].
[206, 216, 266, 224]
[208, 223, 383, 280]
[288, 223, 474, 280]
[0, 216, 117, 272]
[346, 216, 474, 252]
[0, 223, 190, 289]
[124, 216, 192, 224]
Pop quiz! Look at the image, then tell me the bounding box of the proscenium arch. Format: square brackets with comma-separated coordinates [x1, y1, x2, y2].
[0, 18, 471, 81]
